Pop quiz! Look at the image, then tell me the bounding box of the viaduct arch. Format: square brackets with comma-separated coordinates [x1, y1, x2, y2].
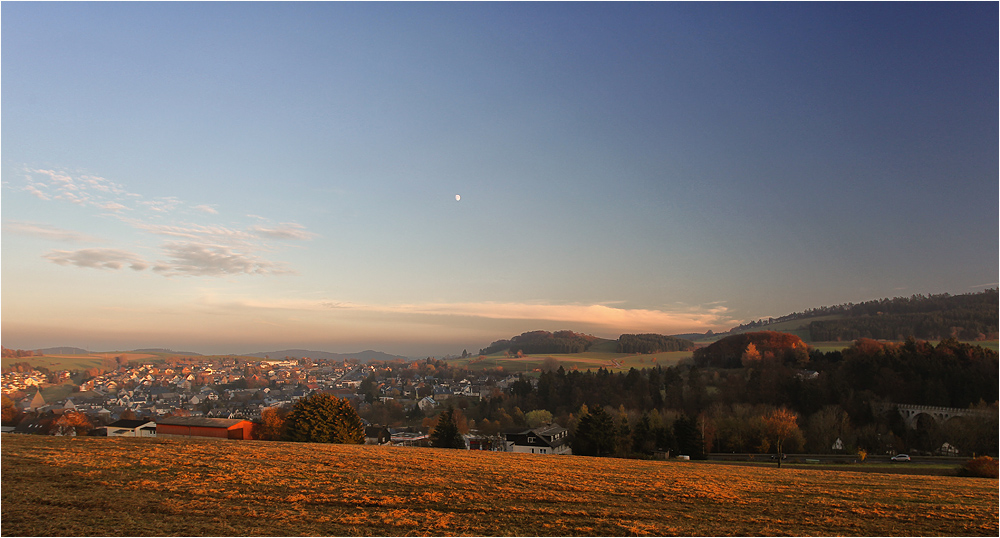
[873, 403, 995, 430]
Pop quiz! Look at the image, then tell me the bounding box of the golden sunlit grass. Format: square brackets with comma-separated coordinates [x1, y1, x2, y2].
[454, 351, 693, 373]
[2, 435, 996, 536]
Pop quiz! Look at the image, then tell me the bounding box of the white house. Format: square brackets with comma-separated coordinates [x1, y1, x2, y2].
[417, 396, 437, 412]
[504, 424, 572, 455]
[105, 419, 157, 437]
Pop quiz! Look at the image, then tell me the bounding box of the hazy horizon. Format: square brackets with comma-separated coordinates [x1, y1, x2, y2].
[3, 3, 997, 358]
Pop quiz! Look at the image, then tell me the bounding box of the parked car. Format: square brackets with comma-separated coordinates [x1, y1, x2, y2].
[890, 453, 911, 462]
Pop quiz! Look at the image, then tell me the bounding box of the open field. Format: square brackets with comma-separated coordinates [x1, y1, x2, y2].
[2, 435, 996, 536]
[0, 352, 271, 372]
[451, 350, 693, 373]
[0, 352, 160, 372]
[454, 339, 997, 374]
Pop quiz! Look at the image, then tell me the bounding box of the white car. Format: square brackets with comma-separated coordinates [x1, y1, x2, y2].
[890, 453, 911, 462]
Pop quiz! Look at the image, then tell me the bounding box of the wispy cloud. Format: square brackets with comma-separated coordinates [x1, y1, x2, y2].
[99, 201, 127, 211]
[251, 222, 319, 240]
[119, 218, 257, 244]
[360, 301, 738, 332]
[19, 169, 317, 278]
[215, 297, 739, 334]
[3, 220, 99, 243]
[152, 242, 292, 277]
[44, 248, 148, 271]
[139, 197, 182, 213]
[24, 184, 51, 200]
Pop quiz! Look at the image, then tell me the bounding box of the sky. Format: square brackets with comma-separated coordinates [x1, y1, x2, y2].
[2, 2, 997, 357]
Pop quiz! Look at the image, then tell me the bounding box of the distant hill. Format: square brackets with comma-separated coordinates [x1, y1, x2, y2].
[479, 331, 694, 356]
[704, 289, 998, 343]
[693, 331, 809, 368]
[242, 349, 409, 363]
[40, 347, 90, 355]
[131, 348, 203, 356]
[670, 332, 716, 342]
[479, 331, 606, 355]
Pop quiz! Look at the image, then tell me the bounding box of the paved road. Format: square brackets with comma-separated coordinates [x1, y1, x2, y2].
[707, 453, 967, 465]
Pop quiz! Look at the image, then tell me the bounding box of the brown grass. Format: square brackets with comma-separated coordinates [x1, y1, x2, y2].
[2, 435, 997, 536]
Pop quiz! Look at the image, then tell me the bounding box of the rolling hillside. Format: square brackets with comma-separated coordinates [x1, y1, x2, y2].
[688, 289, 998, 344]
[2, 436, 996, 537]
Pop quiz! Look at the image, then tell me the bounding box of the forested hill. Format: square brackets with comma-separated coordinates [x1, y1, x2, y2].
[242, 349, 409, 363]
[479, 331, 694, 355]
[479, 331, 602, 355]
[718, 289, 998, 342]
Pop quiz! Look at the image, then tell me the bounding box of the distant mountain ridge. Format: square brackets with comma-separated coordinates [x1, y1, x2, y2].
[40, 347, 91, 355]
[242, 349, 409, 363]
[131, 348, 203, 356]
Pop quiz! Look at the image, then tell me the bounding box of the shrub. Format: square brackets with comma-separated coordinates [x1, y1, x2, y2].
[958, 456, 998, 478]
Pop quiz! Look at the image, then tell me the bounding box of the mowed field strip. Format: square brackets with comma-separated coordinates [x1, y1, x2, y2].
[2, 436, 996, 536]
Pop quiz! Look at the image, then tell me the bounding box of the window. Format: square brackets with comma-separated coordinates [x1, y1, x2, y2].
[527, 436, 535, 443]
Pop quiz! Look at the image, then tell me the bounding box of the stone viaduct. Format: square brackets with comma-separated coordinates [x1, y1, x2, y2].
[873, 402, 996, 430]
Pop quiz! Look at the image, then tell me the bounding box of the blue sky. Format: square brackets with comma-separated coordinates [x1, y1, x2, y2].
[2, 2, 997, 356]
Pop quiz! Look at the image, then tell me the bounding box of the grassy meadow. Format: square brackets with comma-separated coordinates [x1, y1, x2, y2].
[0, 351, 168, 372]
[453, 351, 693, 373]
[2, 435, 996, 536]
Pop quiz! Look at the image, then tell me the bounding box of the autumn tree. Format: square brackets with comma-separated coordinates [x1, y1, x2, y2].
[255, 406, 289, 441]
[431, 406, 465, 449]
[284, 393, 364, 444]
[805, 405, 854, 453]
[741, 343, 762, 367]
[1, 395, 20, 425]
[762, 407, 801, 468]
[164, 408, 191, 418]
[54, 412, 92, 436]
[525, 409, 553, 428]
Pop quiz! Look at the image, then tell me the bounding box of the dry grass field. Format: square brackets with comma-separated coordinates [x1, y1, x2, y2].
[2, 435, 996, 536]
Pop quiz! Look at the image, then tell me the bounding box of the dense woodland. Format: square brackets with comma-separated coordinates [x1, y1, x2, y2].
[724, 289, 998, 342]
[616, 334, 694, 353]
[479, 330, 693, 356]
[363, 333, 998, 459]
[1, 347, 41, 359]
[479, 330, 601, 355]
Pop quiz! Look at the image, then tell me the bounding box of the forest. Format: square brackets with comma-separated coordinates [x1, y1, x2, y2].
[724, 289, 998, 342]
[478, 330, 601, 355]
[616, 333, 694, 353]
[478, 330, 694, 356]
[365, 333, 998, 460]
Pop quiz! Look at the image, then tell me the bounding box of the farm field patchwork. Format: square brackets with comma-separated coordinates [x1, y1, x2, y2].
[454, 350, 693, 373]
[2, 435, 996, 536]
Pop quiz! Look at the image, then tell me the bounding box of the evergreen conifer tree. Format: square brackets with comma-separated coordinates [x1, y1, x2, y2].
[571, 405, 616, 457]
[431, 405, 465, 449]
[283, 393, 364, 444]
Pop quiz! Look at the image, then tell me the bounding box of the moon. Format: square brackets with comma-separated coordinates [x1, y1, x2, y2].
[455, 194, 461, 202]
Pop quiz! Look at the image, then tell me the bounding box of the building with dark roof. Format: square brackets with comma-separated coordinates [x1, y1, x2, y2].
[105, 419, 157, 437]
[504, 424, 572, 455]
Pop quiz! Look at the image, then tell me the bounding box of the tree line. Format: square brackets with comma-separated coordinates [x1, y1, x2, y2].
[720, 289, 998, 342]
[484, 334, 997, 458]
[616, 334, 694, 353]
[479, 330, 695, 356]
[479, 330, 600, 355]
